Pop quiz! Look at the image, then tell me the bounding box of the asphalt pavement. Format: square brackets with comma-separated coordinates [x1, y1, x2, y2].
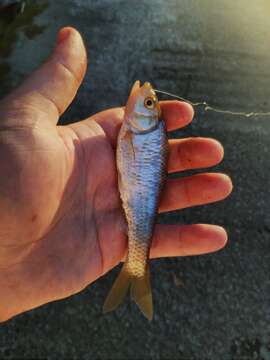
[0, 1, 269, 359]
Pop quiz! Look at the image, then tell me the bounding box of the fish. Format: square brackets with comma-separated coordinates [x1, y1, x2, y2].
[103, 81, 168, 320]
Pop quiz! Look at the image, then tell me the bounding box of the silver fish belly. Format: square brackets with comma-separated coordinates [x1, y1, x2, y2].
[117, 121, 167, 277]
[103, 80, 168, 320]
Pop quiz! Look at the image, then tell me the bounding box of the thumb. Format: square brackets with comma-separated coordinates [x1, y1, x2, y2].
[1, 27, 87, 125]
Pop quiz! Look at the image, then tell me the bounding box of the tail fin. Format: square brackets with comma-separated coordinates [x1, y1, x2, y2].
[103, 265, 153, 321]
[131, 266, 153, 320]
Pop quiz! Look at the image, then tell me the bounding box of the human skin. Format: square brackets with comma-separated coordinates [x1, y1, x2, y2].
[0, 27, 232, 322]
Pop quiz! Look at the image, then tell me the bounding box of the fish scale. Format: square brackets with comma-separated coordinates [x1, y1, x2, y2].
[103, 81, 168, 320]
[122, 123, 167, 277]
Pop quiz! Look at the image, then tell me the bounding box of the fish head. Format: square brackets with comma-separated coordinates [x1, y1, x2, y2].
[125, 81, 161, 133]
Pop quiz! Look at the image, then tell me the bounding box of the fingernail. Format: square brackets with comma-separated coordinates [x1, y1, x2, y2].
[56, 27, 72, 44]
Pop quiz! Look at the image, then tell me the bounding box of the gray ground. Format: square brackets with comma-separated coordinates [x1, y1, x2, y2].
[0, 0, 270, 359]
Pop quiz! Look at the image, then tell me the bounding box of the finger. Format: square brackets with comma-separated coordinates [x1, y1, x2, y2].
[159, 173, 232, 213]
[80, 100, 194, 147]
[168, 137, 224, 173]
[1, 27, 87, 125]
[160, 100, 194, 131]
[150, 224, 227, 258]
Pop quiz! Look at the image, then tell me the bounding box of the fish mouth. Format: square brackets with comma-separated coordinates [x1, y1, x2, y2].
[141, 81, 155, 96]
[130, 80, 157, 100]
[142, 81, 152, 89]
[126, 80, 161, 121]
[130, 80, 141, 94]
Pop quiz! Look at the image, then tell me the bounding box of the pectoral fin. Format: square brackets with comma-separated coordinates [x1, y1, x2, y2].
[123, 130, 135, 160]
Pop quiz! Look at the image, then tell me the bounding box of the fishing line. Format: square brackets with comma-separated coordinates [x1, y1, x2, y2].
[154, 89, 270, 118]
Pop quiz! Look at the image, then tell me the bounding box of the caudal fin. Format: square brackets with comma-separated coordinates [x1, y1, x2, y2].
[103, 265, 153, 321]
[130, 266, 153, 320]
[103, 264, 131, 313]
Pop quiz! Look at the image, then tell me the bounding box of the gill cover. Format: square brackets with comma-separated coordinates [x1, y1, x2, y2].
[125, 81, 161, 133]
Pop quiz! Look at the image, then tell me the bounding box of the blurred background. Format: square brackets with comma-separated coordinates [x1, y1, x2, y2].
[0, 0, 270, 359]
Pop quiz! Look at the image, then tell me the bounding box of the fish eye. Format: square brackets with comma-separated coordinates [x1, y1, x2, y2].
[144, 97, 155, 109]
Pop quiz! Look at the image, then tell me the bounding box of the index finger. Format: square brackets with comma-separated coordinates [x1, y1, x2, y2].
[83, 100, 194, 147]
[160, 100, 194, 131]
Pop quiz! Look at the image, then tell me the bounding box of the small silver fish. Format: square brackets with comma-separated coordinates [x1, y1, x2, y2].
[103, 81, 168, 320]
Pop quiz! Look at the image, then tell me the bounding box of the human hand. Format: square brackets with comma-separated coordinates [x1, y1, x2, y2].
[0, 27, 232, 322]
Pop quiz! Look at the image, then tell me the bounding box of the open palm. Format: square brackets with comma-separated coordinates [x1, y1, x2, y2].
[0, 28, 232, 321]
